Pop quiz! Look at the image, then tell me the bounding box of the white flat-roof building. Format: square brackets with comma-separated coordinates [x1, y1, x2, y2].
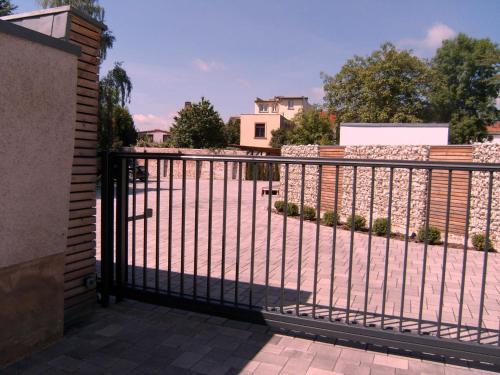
[339, 123, 449, 146]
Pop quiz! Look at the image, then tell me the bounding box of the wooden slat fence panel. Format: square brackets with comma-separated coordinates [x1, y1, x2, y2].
[319, 146, 345, 212]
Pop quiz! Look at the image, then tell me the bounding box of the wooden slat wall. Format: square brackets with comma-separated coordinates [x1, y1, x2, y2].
[319, 146, 345, 211]
[428, 146, 472, 235]
[64, 14, 101, 325]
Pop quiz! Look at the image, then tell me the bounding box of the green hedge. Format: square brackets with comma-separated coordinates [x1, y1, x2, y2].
[346, 214, 367, 230]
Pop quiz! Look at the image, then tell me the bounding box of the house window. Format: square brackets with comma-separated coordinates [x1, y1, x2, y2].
[259, 103, 268, 113]
[255, 123, 266, 138]
[287, 100, 294, 110]
[163, 134, 170, 143]
[146, 134, 153, 142]
[271, 104, 278, 113]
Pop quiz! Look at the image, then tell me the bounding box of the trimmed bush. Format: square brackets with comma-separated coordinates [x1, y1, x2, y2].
[372, 218, 389, 236]
[417, 225, 441, 245]
[274, 200, 285, 212]
[472, 233, 494, 251]
[346, 214, 367, 231]
[286, 203, 299, 216]
[302, 205, 316, 221]
[322, 210, 338, 227]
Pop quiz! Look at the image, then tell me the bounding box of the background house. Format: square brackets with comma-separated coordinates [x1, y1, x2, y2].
[486, 121, 500, 143]
[240, 96, 310, 148]
[138, 129, 170, 143]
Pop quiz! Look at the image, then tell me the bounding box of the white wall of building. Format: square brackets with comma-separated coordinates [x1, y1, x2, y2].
[339, 123, 449, 146]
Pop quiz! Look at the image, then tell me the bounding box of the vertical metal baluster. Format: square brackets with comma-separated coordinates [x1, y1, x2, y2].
[381, 168, 394, 329]
[457, 170, 472, 340]
[296, 164, 306, 316]
[363, 167, 376, 327]
[235, 162, 242, 306]
[207, 161, 214, 301]
[193, 161, 200, 300]
[180, 160, 186, 296]
[167, 159, 173, 294]
[437, 170, 453, 338]
[143, 158, 149, 290]
[220, 162, 228, 303]
[418, 168, 433, 334]
[264, 162, 273, 310]
[155, 159, 160, 292]
[115, 158, 126, 302]
[312, 166, 323, 318]
[477, 171, 493, 344]
[399, 168, 413, 332]
[132, 159, 137, 288]
[346, 166, 357, 324]
[329, 165, 340, 322]
[249, 162, 257, 307]
[280, 164, 289, 314]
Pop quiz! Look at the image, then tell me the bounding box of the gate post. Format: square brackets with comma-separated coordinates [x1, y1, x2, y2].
[115, 157, 128, 302]
[100, 151, 114, 307]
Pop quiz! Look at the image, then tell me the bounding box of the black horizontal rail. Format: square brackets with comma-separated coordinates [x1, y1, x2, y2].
[107, 151, 500, 171]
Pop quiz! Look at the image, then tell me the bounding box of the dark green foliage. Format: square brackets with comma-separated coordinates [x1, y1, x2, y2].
[0, 0, 17, 16]
[98, 62, 136, 150]
[168, 97, 227, 149]
[323, 43, 432, 124]
[372, 218, 389, 236]
[346, 214, 367, 231]
[225, 117, 240, 145]
[302, 206, 316, 221]
[430, 34, 499, 144]
[286, 203, 299, 216]
[417, 225, 441, 245]
[274, 201, 285, 212]
[322, 210, 338, 226]
[471, 233, 494, 251]
[270, 108, 334, 147]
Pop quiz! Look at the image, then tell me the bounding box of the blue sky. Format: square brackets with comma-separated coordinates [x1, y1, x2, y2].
[14, 0, 500, 130]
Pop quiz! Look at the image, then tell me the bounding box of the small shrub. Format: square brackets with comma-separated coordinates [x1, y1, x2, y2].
[372, 218, 389, 236]
[346, 214, 367, 231]
[274, 200, 285, 212]
[472, 233, 494, 251]
[286, 203, 299, 216]
[322, 210, 338, 227]
[417, 225, 441, 245]
[302, 206, 316, 221]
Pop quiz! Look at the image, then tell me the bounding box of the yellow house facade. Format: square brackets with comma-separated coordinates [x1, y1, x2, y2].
[240, 96, 310, 148]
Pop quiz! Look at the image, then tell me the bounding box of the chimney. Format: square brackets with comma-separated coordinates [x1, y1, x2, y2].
[184, 101, 192, 109]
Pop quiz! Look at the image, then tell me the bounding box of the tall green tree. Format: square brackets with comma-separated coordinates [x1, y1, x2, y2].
[169, 98, 227, 148]
[0, 0, 17, 16]
[98, 62, 136, 150]
[36, 0, 115, 60]
[225, 117, 240, 145]
[270, 108, 334, 147]
[430, 34, 500, 144]
[322, 43, 433, 124]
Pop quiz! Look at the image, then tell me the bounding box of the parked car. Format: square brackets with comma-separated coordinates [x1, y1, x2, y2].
[128, 160, 148, 182]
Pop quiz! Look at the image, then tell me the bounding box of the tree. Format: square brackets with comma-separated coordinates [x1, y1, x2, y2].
[225, 117, 240, 145]
[322, 43, 433, 124]
[169, 98, 227, 148]
[36, 0, 115, 60]
[98, 62, 136, 150]
[0, 0, 17, 16]
[270, 108, 334, 147]
[430, 34, 500, 144]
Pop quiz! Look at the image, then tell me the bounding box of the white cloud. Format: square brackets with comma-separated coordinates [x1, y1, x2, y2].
[400, 23, 456, 55]
[193, 58, 225, 72]
[236, 78, 251, 88]
[133, 113, 175, 131]
[311, 87, 325, 102]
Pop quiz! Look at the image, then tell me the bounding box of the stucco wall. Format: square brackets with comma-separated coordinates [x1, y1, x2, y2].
[240, 114, 282, 148]
[0, 26, 78, 365]
[126, 147, 248, 180]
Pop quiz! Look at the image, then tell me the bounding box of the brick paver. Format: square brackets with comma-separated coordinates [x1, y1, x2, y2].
[96, 177, 500, 344]
[3, 300, 498, 374]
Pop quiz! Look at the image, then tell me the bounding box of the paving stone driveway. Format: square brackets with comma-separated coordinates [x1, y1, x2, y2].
[3, 299, 498, 374]
[96, 177, 500, 343]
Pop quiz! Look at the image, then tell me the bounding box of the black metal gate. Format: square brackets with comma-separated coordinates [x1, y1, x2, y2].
[99, 151, 500, 366]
